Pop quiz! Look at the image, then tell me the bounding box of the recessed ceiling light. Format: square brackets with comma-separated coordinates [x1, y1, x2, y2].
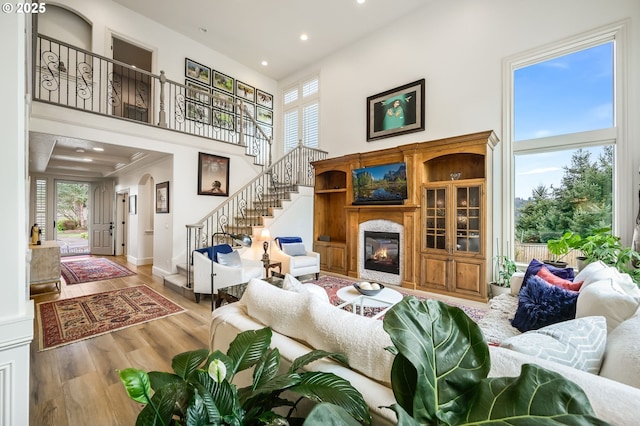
[300, 33, 308, 41]
[261, 60, 268, 66]
[357, 0, 366, 4]
[93, 147, 104, 152]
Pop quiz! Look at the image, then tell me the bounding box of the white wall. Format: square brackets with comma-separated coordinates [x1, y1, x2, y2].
[0, 11, 33, 426]
[280, 0, 640, 246]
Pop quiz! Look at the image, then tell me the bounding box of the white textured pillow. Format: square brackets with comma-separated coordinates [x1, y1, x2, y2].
[573, 260, 607, 285]
[281, 242, 307, 256]
[283, 273, 307, 293]
[306, 300, 394, 386]
[240, 278, 313, 344]
[576, 262, 639, 297]
[500, 316, 607, 374]
[217, 250, 242, 267]
[599, 312, 640, 387]
[576, 279, 640, 333]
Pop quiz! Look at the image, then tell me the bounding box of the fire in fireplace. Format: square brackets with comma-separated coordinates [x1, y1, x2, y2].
[364, 231, 400, 275]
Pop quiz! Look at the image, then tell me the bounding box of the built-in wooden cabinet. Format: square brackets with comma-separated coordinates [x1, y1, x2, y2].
[312, 131, 498, 301]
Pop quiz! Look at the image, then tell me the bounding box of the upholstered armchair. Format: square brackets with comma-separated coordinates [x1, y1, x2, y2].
[192, 244, 263, 305]
[270, 236, 320, 279]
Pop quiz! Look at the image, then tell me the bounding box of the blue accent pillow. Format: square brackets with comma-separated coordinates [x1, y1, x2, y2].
[522, 259, 575, 291]
[511, 275, 579, 333]
[194, 246, 215, 262]
[275, 236, 303, 249]
[212, 244, 233, 263]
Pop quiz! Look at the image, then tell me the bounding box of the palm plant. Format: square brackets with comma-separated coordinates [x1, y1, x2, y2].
[119, 327, 370, 425]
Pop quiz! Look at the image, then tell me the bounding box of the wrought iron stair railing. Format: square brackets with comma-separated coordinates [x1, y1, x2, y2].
[184, 143, 328, 287]
[33, 34, 272, 166]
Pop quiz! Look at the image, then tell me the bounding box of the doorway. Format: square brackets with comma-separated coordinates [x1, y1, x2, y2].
[55, 181, 90, 256]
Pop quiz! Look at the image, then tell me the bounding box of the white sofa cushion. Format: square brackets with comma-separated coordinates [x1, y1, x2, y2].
[306, 299, 394, 386]
[282, 273, 329, 303]
[240, 278, 315, 344]
[599, 311, 640, 387]
[499, 316, 606, 374]
[575, 279, 640, 333]
[291, 255, 317, 268]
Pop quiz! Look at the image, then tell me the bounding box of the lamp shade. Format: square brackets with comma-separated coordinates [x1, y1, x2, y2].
[260, 228, 271, 241]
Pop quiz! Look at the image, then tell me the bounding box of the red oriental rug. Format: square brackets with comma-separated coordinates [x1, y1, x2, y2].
[309, 275, 487, 322]
[61, 257, 135, 284]
[36, 285, 185, 350]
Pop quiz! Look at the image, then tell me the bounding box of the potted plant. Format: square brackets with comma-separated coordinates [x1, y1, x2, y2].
[489, 255, 516, 297]
[545, 231, 581, 268]
[119, 327, 370, 425]
[572, 227, 640, 282]
[381, 297, 610, 425]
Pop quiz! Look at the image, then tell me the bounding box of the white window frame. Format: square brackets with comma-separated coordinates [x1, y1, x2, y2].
[501, 20, 630, 256]
[282, 75, 320, 153]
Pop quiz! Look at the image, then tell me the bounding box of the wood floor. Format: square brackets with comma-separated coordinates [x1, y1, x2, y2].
[29, 256, 214, 426]
[29, 256, 489, 425]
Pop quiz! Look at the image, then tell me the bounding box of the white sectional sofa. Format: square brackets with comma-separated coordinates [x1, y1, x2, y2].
[210, 277, 640, 425]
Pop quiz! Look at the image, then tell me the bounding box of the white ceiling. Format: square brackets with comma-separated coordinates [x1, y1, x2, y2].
[113, 0, 430, 80]
[31, 0, 430, 178]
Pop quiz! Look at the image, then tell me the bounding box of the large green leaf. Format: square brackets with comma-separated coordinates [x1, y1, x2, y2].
[383, 297, 490, 423]
[171, 349, 210, 380]
[303, 403, 364, 426]
[290, 371, 371, 425]
[185, 388, 209, 426]
[227, 327, 272, 375]
[191, 369, 240, 420]
[135, 382, 188, 426]
[119, 368, 152, 404]
[252, 347, 281, 390]
[458, 364, 611, 425]
[289, 350, 349, 373]
[148, 371, 183, 392]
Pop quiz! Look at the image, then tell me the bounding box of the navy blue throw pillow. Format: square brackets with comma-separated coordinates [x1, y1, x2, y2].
[510, 275, 578, 333]
[275, 236, 303, 249]
[521, 259, 575, 291]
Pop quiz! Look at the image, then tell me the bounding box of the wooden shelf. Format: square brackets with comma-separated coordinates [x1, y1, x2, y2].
[315, 188, 346, 194]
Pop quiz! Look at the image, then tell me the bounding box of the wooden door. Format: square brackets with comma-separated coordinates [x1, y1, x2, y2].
[90, 182, 115, 255]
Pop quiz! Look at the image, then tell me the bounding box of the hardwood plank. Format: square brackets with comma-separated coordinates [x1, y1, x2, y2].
[62, 371, 122, 425]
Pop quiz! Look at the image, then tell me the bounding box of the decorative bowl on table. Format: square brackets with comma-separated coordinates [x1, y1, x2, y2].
[353, 282, 385, 296]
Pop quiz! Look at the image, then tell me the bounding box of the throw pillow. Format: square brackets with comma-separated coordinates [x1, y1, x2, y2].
[275, 236, 303, 249]
[598, 313, 640, 387]
[281, 242, 307, 256]
[573, 260, 607, 284]
[537, 266, 583, 291]
[283, 273, 308, 293]
[510, 275, 578, 333]
[194, 246, 214, 261]
[212, 244, 233, 263]
[500, 316, 607, 374]
[217, 250, 242, 268]
[521, 259, 575, 292]
[575, 279, 640, 333]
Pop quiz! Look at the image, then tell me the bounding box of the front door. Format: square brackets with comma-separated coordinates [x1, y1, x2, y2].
[90, 181, 115, 255]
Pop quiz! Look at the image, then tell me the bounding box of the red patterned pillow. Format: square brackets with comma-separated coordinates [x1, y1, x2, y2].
[537, 266, 583, 291]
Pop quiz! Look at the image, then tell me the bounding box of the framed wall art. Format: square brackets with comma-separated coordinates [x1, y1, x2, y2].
[256, 106, 273, 125]
[185, 58, 211, 85]
[366, 78, 425, 141]
[198, 152, 230, 196]
[155, 182, 169, 213]
[186, 101, 211, 124]
[212, 90, 235, 112]
[236, 80, 255, 102]
[256, 89, 273, 109]
[213, 71, 234, 93]
[185, 79, 212, 104]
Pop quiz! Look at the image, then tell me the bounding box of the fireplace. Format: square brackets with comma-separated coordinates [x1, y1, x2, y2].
[364, 231, 400, 275]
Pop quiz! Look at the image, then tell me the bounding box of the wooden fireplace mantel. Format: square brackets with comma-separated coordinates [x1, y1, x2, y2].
[311, 130, 499, 302]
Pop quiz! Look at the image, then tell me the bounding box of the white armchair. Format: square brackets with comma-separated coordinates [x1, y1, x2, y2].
[270, 237, 320, 279]
[192, 244, 263, 305]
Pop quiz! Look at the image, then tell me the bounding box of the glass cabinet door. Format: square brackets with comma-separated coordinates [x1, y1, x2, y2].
[424, 187, 447, 250]
[455, 185, 481, 253]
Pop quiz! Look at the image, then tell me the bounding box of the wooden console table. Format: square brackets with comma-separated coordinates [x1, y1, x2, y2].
[29, 241, 61, 293]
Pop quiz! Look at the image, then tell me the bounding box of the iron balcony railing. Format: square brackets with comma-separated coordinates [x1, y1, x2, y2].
[185, 143, 327, 287]
[33, 34, 272, 166]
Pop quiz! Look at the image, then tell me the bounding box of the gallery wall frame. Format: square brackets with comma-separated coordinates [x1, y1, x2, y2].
[185, 58, 211, 85]
[186, 101, 211, 124]
[236, 80, 256, 102]
[213, 71, 234, 93]
[185, 79, 212, 104]
[256, 106, 273, 125]
[256, 89, 273, 109]
[155, 182, 169, 213]
[366, 78, 425, 141]
[198, 152, 230, 196]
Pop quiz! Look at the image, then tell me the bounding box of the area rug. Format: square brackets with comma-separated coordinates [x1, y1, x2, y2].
[36, 285, 185, 351]
[61, 257, 135, 284]
[309, 275, 487, 322]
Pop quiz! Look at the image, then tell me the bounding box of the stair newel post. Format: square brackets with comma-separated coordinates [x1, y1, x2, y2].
[185, 223, 203, 288]
[297, 140, 304, 186]
[158, 70, 168, 128]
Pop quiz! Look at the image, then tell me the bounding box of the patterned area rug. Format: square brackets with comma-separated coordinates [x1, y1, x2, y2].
[309, 275, 487, 322]
[36, 285, 185, 350]
[61, 257, 136, 284]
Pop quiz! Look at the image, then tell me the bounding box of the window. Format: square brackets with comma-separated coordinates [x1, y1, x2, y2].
[35, 178, 47, 240]
[283, 76, 319, 152]
[505, 23, 627, 267]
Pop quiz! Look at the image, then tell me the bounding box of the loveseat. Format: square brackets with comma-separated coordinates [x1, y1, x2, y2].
[210, 276, 640, 425]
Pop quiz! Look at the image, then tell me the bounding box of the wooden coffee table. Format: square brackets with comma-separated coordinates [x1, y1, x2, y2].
[336, 285, 403, 319]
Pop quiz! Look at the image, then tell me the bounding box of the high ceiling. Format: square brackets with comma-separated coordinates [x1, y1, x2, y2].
[113, 0, 430, 80]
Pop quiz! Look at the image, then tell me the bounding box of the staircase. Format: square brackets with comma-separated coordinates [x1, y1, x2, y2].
[163, 144, 327, 298]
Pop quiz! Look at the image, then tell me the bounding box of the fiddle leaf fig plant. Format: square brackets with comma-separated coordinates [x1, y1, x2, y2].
[382, 297, 611, 425]
[119, 327, 371, 425]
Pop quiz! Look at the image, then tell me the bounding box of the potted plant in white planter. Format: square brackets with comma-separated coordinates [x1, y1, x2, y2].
[489, 255, 516, 297]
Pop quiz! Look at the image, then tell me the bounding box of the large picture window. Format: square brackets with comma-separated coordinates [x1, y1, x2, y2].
[505, 23, 627, 267]
[283, 76, 319, 153]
